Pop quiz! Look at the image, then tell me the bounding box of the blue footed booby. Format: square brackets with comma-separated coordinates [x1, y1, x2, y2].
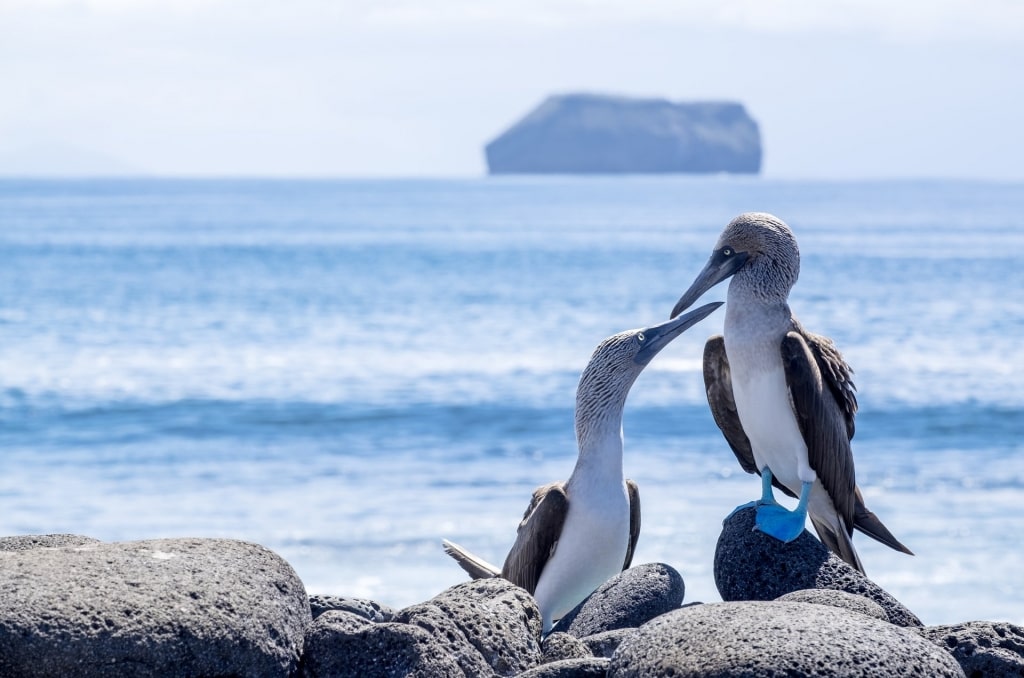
[670, 212, 912, 573]
[443, 301, 722, 631]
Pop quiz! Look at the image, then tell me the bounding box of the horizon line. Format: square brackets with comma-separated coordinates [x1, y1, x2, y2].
[0, 173, 1021, 184]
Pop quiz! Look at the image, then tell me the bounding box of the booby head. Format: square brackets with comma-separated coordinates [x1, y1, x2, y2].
[576, 301, 722, 429]
[671, 212, 800, 318]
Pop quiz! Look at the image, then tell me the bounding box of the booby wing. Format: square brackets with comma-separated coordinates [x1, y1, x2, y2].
[782, 329, 913, 558]
[799, 325, 910, 551]
[781, 331, 858, 525]
[795, 322, 858, 439]
[623, 479, 641, 569]
[443, 479, 644, 588]
[780, 330, 863, 569]
[703, 337, 796, 498]
[500, 482, 569, 594]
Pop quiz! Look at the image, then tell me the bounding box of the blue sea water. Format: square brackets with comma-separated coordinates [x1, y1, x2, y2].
[0, 176, 1022, 626]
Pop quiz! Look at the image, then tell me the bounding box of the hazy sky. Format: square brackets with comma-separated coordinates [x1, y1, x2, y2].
[1, 0, 1022, 179]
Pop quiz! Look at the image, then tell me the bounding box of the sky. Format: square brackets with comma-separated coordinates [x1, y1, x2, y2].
[1, 0, 1022, 180]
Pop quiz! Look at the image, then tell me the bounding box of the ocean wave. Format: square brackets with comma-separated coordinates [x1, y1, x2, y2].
[2, 394, 1018, 456]
[857, 402, 1024, 448]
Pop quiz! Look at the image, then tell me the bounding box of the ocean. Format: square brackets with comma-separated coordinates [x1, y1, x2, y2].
[0, 176, 1021, 626]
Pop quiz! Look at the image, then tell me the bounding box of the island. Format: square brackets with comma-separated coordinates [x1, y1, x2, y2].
[484, 93, 761, 175]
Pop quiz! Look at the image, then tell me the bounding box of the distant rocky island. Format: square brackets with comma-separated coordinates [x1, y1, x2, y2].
[485, 93, 761, 175]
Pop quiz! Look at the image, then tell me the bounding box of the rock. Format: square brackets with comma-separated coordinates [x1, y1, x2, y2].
[518, 657, 610, 678]
[302, 579, 542, 678]
[0, 537, 310, 677]
[394, 599, 503, 677]
[299, 610, 465, 678]
[485, 93, 761, 175]
[581, 628, 638, 658]
[396, 577, 543, 676]
[776, 588, 889, 621]
[608, 601, 966, 677]
[917, 620, 1024, 676]
[551, 562, 685, 637]
[0, 533, 100, 550]
[715, 506, 922, 626]
[308, 594, 395, 622]
[542, 632, 593, 662]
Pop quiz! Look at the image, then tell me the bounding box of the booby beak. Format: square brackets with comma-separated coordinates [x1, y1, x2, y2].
[670, 248, 749, 319]
[635, 301, 723, 365]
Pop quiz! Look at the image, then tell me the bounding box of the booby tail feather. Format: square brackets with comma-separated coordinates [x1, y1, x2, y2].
[809, 514, 865, 574]
[852, 490, 914, 555]
[441, 539, 501, 579]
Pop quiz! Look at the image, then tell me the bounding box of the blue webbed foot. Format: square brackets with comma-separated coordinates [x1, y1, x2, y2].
[754, 502, 807, 542]
[752, 478, 813, 543]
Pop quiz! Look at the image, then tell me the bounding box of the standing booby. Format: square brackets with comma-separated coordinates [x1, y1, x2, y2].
[670, 212, 911, 572]
[443, 301, 722, 631]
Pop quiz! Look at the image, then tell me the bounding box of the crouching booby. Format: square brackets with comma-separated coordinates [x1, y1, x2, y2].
[670, 212, 911, 573]
[443, 301, 722, 631]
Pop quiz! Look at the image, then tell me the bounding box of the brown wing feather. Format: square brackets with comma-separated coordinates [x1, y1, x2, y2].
[793, 319, 858, 439]
[623, 479, 641, 569]
[780, 331, 857, 533]
[704, 336, 757, 474]
[784, 328, 913, 559]
[500, 482, 569, 594]
[705, 336, 796, 498]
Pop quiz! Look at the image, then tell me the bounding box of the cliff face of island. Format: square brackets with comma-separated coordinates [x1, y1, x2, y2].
[485, 93, 762, 175]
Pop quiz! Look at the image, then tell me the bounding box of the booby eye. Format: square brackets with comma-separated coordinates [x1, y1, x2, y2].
[722, 247, 733, 256]
[636, 332, 646, 342]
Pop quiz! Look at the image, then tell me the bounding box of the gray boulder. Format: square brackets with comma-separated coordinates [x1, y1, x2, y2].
[0, 537, 310, 677]
[423, 577, 544, 675]
[917, 621, 1024, 676]
[552, 562, 685, 637]
[608, 601, 965, 677]
[396, 577, 543, 676]
[485, 93, 761, 175]
[542, 631, 593, 662]
[308, 594, 395, 622]
[394, 598, 505, 677]
[715, 506, 922, 626]
[581, 628, 638, 658]
[776, 588, 889, 621]
[518, 657, 610, 678]
[301, 578, 543, 678]
[0, 534, 100, 551]
[299, 610, 465, 678]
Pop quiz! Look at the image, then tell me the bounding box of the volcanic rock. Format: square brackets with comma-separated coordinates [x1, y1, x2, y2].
[0, 537, 310, 677]
[715, 505, 922, 626]
[608, 601, 964, 677]
[552, 562, 684, 637]
[917, 620, 1024, 676]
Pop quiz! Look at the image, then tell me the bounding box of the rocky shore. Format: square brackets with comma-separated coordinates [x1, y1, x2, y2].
[1, 508, 1021, 677]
